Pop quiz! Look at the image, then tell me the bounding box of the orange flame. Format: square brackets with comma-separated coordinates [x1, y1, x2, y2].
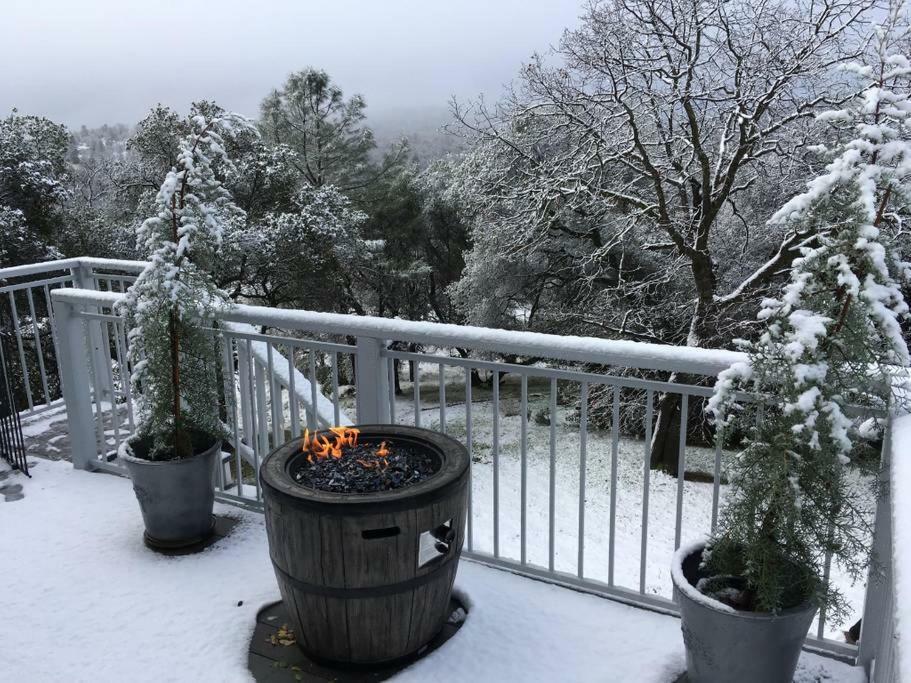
[301, 427, 362, 463]
[376, 441, 390, 458]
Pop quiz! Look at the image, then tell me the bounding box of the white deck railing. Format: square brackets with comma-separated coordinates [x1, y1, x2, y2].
[1, 256, 902, 672]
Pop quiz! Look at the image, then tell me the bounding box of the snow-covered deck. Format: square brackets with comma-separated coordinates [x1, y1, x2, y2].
[1, 458, 865, 682]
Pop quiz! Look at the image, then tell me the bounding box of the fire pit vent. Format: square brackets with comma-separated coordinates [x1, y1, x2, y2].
[260, 424, 470, 665]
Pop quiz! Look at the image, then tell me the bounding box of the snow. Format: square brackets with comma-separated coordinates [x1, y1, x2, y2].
[891, 412, 911, 679]
[218, 303, 746, 376]
[670, 539, 735, 613]
[18, 402, 69, 437]
[221, 320, 352, 428]
[0, 459, 865, 683]
[377, 367, 870, 642]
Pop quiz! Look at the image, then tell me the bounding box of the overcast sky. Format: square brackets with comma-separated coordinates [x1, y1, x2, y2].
[0, 0, 582, 128]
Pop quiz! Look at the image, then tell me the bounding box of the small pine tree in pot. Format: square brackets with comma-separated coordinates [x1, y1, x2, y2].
[117, 107, 251, 549]
[671, 14, 911, 683]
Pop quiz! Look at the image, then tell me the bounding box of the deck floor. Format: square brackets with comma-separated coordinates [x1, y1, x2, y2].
[0, 450, 867, 683]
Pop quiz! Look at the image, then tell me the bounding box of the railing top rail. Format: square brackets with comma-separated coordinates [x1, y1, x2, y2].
[77, 257, 146, 273]
[0, 256, 147, 282]
[52, 287, 744, 376]
[0, 258, 83, 280]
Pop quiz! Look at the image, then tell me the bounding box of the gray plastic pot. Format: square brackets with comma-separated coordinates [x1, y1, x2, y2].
[121, 438, 219, 549]
[671, 543, 818, 683]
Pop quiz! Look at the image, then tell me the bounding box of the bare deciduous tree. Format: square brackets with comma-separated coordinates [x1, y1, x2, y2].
[453, 0, 875, 473]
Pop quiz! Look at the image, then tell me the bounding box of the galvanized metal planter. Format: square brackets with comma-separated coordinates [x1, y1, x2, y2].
[122, 439, 219, 549]
[672, 543, 818, 683]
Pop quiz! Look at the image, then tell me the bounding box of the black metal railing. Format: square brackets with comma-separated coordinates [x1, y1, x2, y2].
[0, 303, 28, 476]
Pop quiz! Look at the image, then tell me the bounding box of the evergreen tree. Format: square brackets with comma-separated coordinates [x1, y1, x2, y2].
[118, 108, 252, 460]
[259, 67, 406, 193]
[0, 111, 69, 267]
[705, 8, 911, 621]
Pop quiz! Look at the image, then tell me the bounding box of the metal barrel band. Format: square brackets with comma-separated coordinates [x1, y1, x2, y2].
[270, 553, 458, 599]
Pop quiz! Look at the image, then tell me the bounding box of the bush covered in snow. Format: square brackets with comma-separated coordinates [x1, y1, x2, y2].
[704, 8, 911, 621]
[118, 108, 253, 460]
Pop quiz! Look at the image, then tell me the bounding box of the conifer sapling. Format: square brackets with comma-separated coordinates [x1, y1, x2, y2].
[119, 108, 252, 460]
[704, 10, 911, 623]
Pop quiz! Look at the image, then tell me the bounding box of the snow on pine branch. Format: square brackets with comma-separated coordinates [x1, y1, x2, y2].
[118, 108, 255, 457]
[703, 8, 911, 618]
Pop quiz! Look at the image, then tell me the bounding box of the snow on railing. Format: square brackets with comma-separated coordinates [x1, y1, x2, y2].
[221, 321, 352, 431]
[0, 257, 144, 418]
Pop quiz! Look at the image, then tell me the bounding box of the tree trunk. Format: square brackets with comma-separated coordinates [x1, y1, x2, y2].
[393, 359, 402, 395]
[650, 387, 681, 476]
[648, 290, 712, 477]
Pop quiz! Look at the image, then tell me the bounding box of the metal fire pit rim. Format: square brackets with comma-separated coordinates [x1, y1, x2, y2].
[259, 424, 469, 514]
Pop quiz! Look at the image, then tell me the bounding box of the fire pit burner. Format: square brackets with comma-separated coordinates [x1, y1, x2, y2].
[291, 427, 438, 493]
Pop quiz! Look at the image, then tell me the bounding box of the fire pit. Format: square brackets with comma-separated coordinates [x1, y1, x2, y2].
[260, 424, 470, 665]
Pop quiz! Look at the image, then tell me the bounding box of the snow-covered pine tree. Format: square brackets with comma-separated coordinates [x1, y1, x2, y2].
[704, 5, 911, 622]
[118, 108, 252, 460]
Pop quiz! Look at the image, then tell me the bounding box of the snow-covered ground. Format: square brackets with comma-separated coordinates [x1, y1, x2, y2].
[0, 459, 864, 682]
[373, 366, 872, 641]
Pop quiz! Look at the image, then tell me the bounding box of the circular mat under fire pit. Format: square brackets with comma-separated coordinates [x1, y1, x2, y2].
[247, 595, 468, 682]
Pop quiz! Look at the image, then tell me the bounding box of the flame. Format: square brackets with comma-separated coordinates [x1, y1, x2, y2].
[300, 427, 392, 470]
[300, 427, 363, 463]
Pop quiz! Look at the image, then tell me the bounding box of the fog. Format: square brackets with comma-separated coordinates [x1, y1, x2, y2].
[0, 0, 581, 127]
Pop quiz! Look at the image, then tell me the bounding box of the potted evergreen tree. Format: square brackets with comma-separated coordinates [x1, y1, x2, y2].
[117, 107, 250, 549]
[672, 16, 911, 683]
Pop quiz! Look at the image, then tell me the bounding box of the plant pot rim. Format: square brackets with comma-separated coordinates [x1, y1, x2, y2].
[119, 433, 220, 465]
[671, 540, 817, 620]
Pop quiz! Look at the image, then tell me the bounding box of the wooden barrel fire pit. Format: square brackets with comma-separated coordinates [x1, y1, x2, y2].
[260, 424, 469, 665]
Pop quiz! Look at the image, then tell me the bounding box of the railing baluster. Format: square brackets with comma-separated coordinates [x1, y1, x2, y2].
[255, 356, 269, 458]
[43, 284, 62, 379]
[388, 357, 396, 423]
[288, 346, 300, 438]
[465, 365, 473, 553]
[8, 291, 33, 411]
[674, 394, 688, 550]
[25, 288, 50, 405]
[223, 336, 243, 496]
[309, 349, 318, 429]
[331, 352, 341, 425]
[85, 318, 105, 461]
[817, 545, 834, 638]
[267, 342, 281, 446]
[112, 321, 134, 432]
[640, 389, 653, 594]
[492, 369, 500, 558]
[438, 362, 446, 434]
[99, 321, 121, 457]
[609, 384, 620, 586]
[237, 338, 253, 446]
[549, 377, 557, 572]
[247, 340, 262, 500]
[520, 373, 528, 565]
[218, 336, 232, 491]
[711, 436, 723, 532]
[413, 360, 421, 428]
[578, 381, 588, 579]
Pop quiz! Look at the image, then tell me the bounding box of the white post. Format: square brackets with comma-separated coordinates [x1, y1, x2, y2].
[355, 336, 390, 424]
[857, 417, 894, 674]
[71, 263, 113, 404]
[51, 293, 97, 470]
